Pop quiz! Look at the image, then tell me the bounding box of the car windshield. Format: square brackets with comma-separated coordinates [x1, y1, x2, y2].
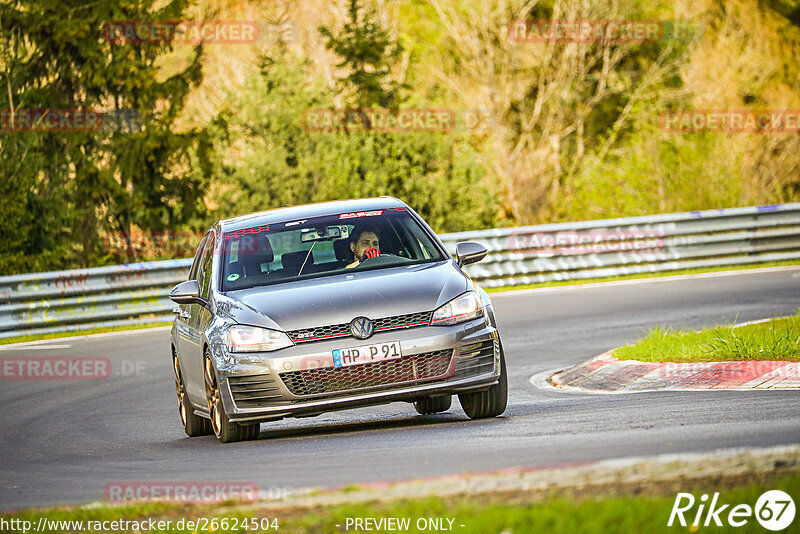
[219, 209, 447, 291]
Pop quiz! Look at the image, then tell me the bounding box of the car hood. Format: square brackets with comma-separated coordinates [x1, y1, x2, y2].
[217, 261, 469, 331]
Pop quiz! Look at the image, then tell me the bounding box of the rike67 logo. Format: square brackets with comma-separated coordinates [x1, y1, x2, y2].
[669, 490, 795, 530]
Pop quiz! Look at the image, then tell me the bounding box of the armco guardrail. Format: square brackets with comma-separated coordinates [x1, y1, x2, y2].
[0, 260, 192, 339]
[1, 204, 799, 339]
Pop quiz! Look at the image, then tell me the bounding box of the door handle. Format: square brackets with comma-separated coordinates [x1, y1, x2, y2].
[173, 306, 190, 320]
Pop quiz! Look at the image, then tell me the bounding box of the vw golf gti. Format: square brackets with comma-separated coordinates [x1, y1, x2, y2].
[169, 197, 507, 442]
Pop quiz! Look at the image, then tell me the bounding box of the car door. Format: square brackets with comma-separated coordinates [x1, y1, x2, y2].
[175, 233, 207, 382]
[183, 231, 215, 404]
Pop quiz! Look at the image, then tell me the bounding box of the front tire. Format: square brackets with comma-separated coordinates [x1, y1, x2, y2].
[204, 350, 259, 443]
[414, 395, 452, 415]
[458, 342, 508, 419]
[173, 351, 212, 437]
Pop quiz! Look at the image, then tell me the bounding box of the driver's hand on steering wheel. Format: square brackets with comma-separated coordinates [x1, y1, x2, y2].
[362, 247, 381, 260]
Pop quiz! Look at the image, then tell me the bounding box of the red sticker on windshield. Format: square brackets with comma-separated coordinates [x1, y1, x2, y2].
[339, 210, 383, 219]
[224, 224, 270, 240]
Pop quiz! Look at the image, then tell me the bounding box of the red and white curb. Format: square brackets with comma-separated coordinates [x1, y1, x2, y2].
[548, 352, 800, 393]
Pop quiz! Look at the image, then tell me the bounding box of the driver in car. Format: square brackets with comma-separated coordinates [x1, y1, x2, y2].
[346, 224, 381, 268]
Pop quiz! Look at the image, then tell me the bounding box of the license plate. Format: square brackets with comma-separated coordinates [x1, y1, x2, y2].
[332, 341, 402, 368]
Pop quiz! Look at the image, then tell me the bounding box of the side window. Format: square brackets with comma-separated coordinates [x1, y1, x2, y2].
[188, 234, 208, 281]
[197, 233, 215, 298]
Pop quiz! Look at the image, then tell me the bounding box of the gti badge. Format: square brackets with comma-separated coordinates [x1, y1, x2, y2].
[350, 316, 374, 340]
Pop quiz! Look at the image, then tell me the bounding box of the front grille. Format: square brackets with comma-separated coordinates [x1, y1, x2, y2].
[280, 349, 453, 396]
[228, 374, 288, 408]
[454, 339, 496, 379]
[374, 311, 432, 330]
[287, 311, 433, 344]
[287, 323, 349, 342]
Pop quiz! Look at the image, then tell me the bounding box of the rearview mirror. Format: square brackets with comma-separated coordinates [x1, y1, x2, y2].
[455, 241, 488, 267]
[300, 225, 349, 243]
[169, 280, 202, 305]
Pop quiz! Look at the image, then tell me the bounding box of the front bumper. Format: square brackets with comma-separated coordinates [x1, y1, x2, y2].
[206, 317, 501, 424]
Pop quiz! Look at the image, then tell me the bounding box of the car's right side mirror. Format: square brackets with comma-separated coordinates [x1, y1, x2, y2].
[455, 241, 488, 267]
[169, 280, 202, 305]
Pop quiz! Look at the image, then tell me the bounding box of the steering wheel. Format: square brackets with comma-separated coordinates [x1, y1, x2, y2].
[353, 252, 413, 270]
[359, 251, 392, 263]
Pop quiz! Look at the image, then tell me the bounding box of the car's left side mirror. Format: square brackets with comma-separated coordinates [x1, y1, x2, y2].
[169, 280, 202, 305]
[455, 241, 488, 267]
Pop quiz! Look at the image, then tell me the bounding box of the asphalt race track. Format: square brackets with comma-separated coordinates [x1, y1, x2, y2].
[2, 267, 800, 510]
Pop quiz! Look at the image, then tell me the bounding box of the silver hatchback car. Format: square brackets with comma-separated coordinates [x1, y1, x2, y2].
[169, 197, 507, 442]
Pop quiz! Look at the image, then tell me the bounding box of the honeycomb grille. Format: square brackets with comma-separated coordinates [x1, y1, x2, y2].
[287, 323, 350, 342]
[374, 311, 432, 330]
[287, 311, 433, 343]
[228, 374, 288, 408]
[280, 349, 453, 396]
[454, 339, 496, 379]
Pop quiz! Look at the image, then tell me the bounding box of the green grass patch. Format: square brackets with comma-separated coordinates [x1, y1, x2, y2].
[292, 473, 800, 533]
[3, 470, 798, 533]
[613, 314, 800, 363]
[485, 259, 800, 293]
[0, 322, 173, 346]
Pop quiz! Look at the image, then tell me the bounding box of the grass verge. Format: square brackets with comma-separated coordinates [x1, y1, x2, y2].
[288, 472, 798, 533]
[613, 313, 800, 362]
[4, 469, 797, 533]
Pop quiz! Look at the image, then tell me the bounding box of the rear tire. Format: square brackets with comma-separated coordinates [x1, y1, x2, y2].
[173, 351, 212, 437]
[458, 342, 508, 419]
[204, 349, 259, 443]
[414, 395, 452, 415]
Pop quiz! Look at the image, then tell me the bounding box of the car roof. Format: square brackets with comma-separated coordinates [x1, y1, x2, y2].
[217, 197, 408, 233]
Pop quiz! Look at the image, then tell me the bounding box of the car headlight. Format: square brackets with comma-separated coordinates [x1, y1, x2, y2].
[226, 325, 294, 352]
[430, 291, 484, 326]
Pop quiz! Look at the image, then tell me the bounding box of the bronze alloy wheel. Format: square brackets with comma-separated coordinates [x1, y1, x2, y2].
[173, 351, 211, 437]
[204, 354, 223, 436]
[173, 354, 187, 427]
[204, 349, 258, 442]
